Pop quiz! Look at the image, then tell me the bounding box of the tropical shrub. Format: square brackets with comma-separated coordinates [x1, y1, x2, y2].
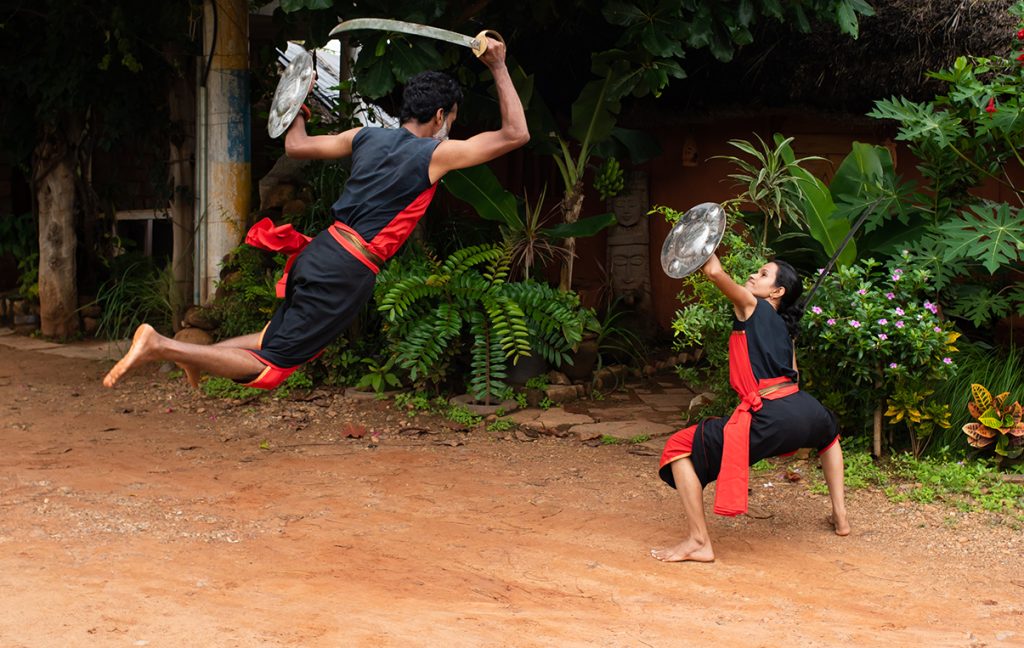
[962, 384, 1024, 461]
[210, 245, 280, 338]
[929, 342, 1024, 455]
[800, 252, 960, 456]
[860, 4, 1024, 329]
[0, 212, 39, 300]
[93, 254, 175, 340]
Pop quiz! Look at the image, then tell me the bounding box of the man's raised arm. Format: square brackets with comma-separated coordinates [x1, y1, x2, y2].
[428, 38, 530, 183]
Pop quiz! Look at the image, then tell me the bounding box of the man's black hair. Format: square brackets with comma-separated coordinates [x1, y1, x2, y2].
[399, 71, 463, 125]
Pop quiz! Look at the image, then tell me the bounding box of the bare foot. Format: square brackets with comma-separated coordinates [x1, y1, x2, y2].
[177, 363, 201, 389]
[650, 538, 715, 563]
[827, 514, 851, 537]
[103, 324, 162, 388]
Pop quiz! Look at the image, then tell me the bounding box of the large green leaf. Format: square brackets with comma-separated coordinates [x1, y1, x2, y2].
[442, 165, 519, 229]
[542, 213, 617, 239]
[354, 53, 396, 99]
[830, 142, 887, 199]
[568, 75, 620, 149]
[591, 127, 663, 165]
[792, 166, 855, 266]
[939, 203, 1024, 274]
[389, 38, 443, 83]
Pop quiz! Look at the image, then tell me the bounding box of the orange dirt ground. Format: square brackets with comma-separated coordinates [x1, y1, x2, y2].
[1, 344, 1022, 647]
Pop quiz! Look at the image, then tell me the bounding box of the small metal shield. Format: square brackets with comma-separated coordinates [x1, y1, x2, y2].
[267, 50, 315, 138]
[660, 202, 727, 278]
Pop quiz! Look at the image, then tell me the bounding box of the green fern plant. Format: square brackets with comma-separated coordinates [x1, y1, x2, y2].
[376, 244, 590, 404]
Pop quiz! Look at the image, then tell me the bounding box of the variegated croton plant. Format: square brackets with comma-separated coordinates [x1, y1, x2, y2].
[963, 384, 1024, 458]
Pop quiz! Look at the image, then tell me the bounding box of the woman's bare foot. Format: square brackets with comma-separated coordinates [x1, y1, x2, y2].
[103, 324, 162, 388]
[177, 363, 201, 388]
[650, 537, 715, 563]
[827, 513, 851, 536]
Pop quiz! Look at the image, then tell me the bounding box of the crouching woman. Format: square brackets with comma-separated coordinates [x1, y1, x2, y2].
[651, 254, 849, 563]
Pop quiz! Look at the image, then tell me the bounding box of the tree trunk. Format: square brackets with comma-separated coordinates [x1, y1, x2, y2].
[169, 71, 196, 328]
[34, 134, 79, 338]
[557, 183, 585, 291]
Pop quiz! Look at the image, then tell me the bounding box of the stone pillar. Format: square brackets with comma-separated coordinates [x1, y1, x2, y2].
[199, 0, 251, 303]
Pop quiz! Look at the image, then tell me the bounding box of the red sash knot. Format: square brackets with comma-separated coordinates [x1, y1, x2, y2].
[244, 218, 312, 298]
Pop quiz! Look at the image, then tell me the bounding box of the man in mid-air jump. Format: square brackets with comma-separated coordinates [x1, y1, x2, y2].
[104, 36, 527, 390]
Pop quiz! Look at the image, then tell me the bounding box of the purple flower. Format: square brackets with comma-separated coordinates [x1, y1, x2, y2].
[885, 292, 895, 300]
[889, 362, 898, 369]
[857, 289, 867, 295]
[943, 357, 952, 365]
[895, 320, 905, 328]
[895, 307, 904, 315]
[850, 320, 861, 328]
[934, 326, 942, 333]
[924, 301, 938, 314]
[892, 272, 902, 281]
[812, 306, 822, 314]
[878, 318, 888, 325]
[893, 268, 903, 276]
[817, 268, 825, 275]
[827, 318, 836, 326]
[878, 333, 888, 341]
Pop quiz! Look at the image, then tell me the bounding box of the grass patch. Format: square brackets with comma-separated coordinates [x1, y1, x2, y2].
[800, 449, 1024, 515]
[200, 370, 313, 400]
[486, 418, 515, 432]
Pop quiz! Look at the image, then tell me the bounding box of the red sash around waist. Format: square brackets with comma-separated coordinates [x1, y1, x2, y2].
[245, 218, 380, 298]
[713, 329, 799, 517]
[713, 377, 798, 516]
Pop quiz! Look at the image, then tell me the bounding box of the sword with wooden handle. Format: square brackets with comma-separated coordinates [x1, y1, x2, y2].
[329, 18, 503, 57]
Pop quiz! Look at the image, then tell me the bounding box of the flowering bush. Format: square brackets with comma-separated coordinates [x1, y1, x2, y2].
[801, 252, 961, 455]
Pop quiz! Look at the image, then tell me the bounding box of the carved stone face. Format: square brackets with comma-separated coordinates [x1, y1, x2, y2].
[611, 244, 649, 305]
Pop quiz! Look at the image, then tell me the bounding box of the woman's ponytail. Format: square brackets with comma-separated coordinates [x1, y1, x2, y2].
[772, 260, 804, 339]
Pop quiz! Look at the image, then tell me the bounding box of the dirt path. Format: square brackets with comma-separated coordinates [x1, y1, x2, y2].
[1, 344, 1022, 647]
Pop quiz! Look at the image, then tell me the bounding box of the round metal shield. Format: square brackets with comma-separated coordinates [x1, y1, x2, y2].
[659, 202, 727, 278]
[268, 50, 314, 138]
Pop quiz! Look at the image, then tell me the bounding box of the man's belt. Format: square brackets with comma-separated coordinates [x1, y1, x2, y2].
[329, 223, 384, 273]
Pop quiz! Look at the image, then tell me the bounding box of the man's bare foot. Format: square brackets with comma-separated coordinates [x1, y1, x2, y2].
[177, 363, 201, 389]
[828, 513, 851, 536]
[650, 538, 715, 563]
[103, 324, 162, 388]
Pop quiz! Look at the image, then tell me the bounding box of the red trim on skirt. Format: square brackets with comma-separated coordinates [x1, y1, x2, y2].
[242, 351, 299, 390]
[660, 424, 697, 467]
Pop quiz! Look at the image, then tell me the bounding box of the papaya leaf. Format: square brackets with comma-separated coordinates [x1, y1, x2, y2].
[938, 203, 1024, 274]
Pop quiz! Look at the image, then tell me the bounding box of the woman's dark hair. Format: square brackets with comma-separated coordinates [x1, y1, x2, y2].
[399, 71, 463, 124]
[772, 259, 804, 339]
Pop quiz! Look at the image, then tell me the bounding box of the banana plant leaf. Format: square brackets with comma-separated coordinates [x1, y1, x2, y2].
[542, 213, 617, 239]
[775, 135, 855, 266]
[442, 165, 519, 229]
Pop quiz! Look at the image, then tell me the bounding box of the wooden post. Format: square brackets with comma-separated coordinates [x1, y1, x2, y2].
[873, 404, 883, 458]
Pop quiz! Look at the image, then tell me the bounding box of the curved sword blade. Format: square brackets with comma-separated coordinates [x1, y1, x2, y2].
[329, 18, 480, 51]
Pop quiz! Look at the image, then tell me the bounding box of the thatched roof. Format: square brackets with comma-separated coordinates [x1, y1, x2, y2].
[643, 0, 1018, 120]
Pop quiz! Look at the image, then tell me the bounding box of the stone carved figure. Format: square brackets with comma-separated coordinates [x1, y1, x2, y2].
[607, 171, 654, 336]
